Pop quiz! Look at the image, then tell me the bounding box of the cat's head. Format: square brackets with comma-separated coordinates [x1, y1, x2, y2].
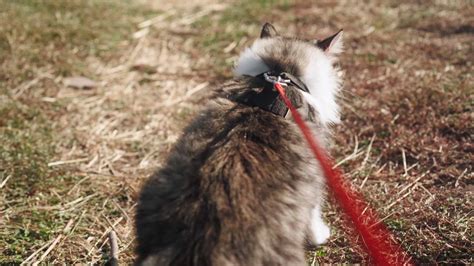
[234, 23, 343, 125]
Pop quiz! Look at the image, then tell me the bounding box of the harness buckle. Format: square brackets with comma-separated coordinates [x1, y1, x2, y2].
[263, 72, 291, 87]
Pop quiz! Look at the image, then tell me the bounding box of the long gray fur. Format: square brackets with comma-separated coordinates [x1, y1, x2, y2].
[135, 23, 343, 266]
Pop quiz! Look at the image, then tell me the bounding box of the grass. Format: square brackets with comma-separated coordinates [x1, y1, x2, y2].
[193, 1, 473, 264]
[0, 0, 152, 81]
[0, 100, 57, 262]
[1, 0, 473, 264]
[0, 0, 155, 264]
[190, 0, 293, 78]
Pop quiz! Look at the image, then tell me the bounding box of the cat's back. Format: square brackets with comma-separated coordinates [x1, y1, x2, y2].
[135, 82, 314, 265]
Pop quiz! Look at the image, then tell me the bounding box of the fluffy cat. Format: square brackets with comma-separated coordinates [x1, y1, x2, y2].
[135, 23, 343, 266]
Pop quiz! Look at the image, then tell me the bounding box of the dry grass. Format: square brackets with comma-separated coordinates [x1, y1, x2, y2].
[1, 0, 472, 264]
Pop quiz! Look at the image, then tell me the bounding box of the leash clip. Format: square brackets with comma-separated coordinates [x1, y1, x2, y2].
[263, 72, 291, 87]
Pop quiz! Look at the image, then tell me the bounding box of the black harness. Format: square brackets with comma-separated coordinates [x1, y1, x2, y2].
[236, 71, 309, 117]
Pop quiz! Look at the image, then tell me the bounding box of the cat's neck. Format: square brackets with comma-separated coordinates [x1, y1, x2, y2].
[233, 43, 341, 126]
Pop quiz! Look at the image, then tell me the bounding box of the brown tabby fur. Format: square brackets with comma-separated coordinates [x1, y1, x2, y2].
[135, 23, 341, 266]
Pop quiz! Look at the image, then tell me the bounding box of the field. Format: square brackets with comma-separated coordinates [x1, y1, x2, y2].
[1, 0, 472, 264]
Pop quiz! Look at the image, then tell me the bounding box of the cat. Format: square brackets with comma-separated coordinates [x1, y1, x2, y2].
[135, 23, 343, 266]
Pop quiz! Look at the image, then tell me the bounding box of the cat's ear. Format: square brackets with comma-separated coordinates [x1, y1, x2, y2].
[316, 29, 343, 54]
[260, 23, 279, 38]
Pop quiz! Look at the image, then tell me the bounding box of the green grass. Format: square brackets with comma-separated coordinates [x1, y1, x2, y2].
[1, 0, 472, 264]
[191, 0, 292, 78]
[0, 0, 154, 263]
[0, 102, 53, 190]
[0, 101, 59, 263]
[0, 0, 153, 84]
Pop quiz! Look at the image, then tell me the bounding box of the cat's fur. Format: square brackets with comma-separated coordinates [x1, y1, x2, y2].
[135, 23, 343, 266]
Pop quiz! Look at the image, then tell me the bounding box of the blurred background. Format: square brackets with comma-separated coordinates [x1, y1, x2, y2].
[1, 0, 472, 264]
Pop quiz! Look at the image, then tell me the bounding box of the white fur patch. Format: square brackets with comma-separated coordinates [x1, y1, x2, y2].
[234, 38, 342, 126]
[310, 206, 331, 244]
[234, 46, 270, 77]
[300, 49, 341, 125]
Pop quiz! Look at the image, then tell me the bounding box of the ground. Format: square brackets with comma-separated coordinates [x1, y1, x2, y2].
[0, 0, 472, 264]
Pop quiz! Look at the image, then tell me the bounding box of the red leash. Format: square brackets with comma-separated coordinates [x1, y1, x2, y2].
[273, 83, 412, 265]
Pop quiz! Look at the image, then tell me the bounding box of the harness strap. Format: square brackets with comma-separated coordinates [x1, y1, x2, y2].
[236, 71, 308, 117]
[235, 81, 290, 117]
